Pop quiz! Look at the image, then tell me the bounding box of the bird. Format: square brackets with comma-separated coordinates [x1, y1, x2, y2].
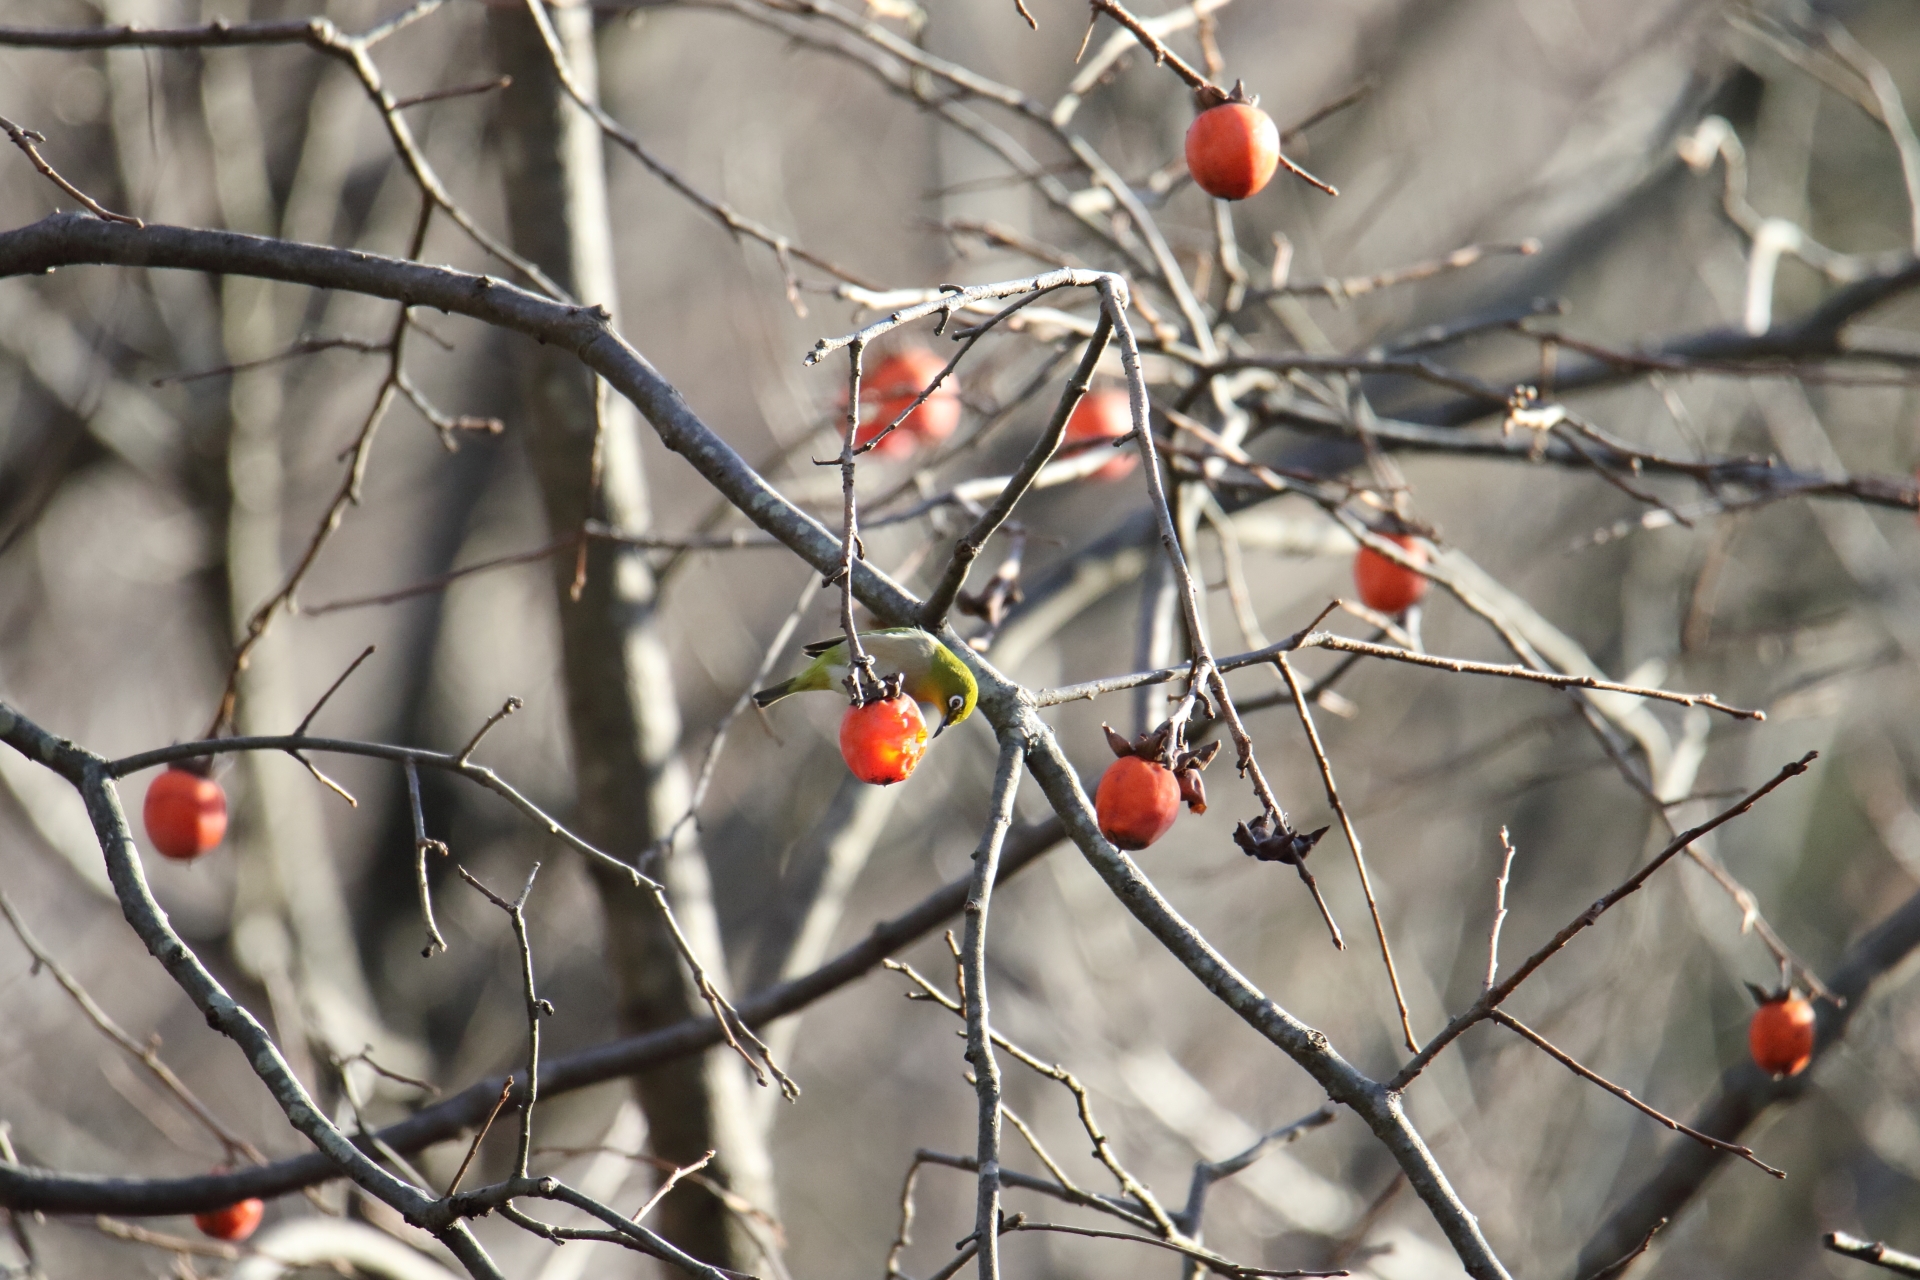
[753, 628, 978, 736]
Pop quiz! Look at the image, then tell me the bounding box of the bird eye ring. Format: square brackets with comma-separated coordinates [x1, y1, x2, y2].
[948, 694, 965, 712]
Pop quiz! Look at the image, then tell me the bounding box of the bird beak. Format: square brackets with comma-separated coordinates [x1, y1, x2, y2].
[933, 710, 955, 739]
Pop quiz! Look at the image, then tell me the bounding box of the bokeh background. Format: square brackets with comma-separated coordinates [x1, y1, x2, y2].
[3, 0, 1920, 1278]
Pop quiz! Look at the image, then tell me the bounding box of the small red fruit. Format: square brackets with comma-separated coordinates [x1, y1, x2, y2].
[839, 695, 930, 785]
[1353, 534, 1428, 615]
[143, 764, 229, 861]
[1185, 103, 1281, 201]
[1749, 993, 1815, 1077]
[1095, 756, 1182, 851]
[1064, 390, 1138, 481]
[195, 1197, 264, 1242]
[857, 349, 960, 456]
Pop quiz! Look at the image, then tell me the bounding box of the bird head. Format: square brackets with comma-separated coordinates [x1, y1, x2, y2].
[924, 643, 978, 737]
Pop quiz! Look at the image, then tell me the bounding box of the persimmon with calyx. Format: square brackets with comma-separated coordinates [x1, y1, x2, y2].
[1064, 389, 1137, 481]
[1354, 533, 1428, 615]
[195, 1197, 264, 1242]
[1186, 93, 1281, 201]
[1093, 723, 1217, 850]
[856, 348, 960, 457]
[143, 761, 229, 862]
[1746, 984, 1816, 1077]
[840, 693, 929, 785]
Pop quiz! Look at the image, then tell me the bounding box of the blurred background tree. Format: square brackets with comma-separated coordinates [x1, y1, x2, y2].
[2, 1, 1920, 1279]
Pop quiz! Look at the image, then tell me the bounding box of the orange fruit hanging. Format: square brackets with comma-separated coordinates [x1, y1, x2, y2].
[143, 764, 229, 861]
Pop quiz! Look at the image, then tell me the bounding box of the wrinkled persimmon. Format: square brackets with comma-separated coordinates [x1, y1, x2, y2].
[1185, 103, 1281, 201]
[1353, 534, 1428, 615]
[856, 349, 960, 456]
[143, 764, 229, 862]
[839, 695, 930, 785]
[1095, 756, 1181, 851]
[194, 1197, 264, 1242]
[1064, 390, 1137, 481]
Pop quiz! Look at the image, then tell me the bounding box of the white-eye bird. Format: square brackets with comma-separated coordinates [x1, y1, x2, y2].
[753, 628, 978, 736]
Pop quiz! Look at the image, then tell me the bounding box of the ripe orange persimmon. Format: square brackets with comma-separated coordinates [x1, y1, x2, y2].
[840, 695, 930, 785]
[1095, 756, 1181, 851]
[1064, 390, 1137, 481]
[143, 764, 229, 862]
[1354, 534, 1428, 615]
[1749, 992, 1815, 1077]
[194, 1197, 264, 1242]
[1185, 103, 1281, 201]
[857, 349, 959, 456]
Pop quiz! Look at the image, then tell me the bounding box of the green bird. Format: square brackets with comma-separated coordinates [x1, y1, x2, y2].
[753, 628, 978, 736]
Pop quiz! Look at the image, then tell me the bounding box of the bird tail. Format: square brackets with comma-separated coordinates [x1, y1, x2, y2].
[752, 677, 798, 709]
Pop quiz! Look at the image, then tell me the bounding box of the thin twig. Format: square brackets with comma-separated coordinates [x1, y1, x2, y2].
[1259, 241, 1539, 301]
[1176, 1105, 1337, 1243]
[632, 1151, 714, 1223]
[457, 866, 546, 1177]
[293, 645, 376, 736]
[1484, 829, 1516, 991]
[447, 1077, 513, 1196]
[301, 523, 780, 616]
[518, 0, 868, 294]
[1391, 752, 1818, 1089]
[1582, 1218, 1665, 1280]
[1824, 1232, 1920, 1277]
[1005, 1217, 1347, 1278]
[1033, 630, 1767, 720]
[1275, 654, 1413, 1047]
[406, 760, 449, 957]
[150, 334, 388, 384]
[1489, 1012, 1784, 1178]
[641, 572, 816, 870]
[391, 75, 513, 110]
[921, 312, 1114, 626]
[887, 960, 1179, 1236]
[0, 894, 260, 1163]
[0, 115, 142, 225]
[456, 697, 523, 767]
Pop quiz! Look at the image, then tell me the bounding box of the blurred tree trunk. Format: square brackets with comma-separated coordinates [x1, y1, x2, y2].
[201, 7, 422, 1098]
[486, 5, 775, 1271]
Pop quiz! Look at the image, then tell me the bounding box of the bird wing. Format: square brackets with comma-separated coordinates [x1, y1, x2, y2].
[800, 627, 917, 658]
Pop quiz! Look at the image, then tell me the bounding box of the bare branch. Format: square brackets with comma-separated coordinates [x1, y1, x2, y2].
[293, 645, 376, 737]
[1484, 829, 1516, 992]
[1488, 1011, 1783, 1178]
[406, 760, 450, 958]
[1393, 753, 1818, 1089]
[960, 740, 1025, 1280]
[0, 894, 260, 1164]
[0, 115, 142, 225]
[1276, 653, 1413, 1046]
[456, 697, 523, 767]
[447, 1078, 514, 1197]
[1824, 1232, 1920, 1277]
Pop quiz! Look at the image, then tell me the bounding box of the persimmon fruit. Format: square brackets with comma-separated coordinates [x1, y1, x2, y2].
[857, 349, 959, 456]
[1353, 534, 1428, 615]
[1185, 103, 1281, 201]
[1064, 390, 1137, 481]
[1095, 756, 1181, 851]
[195, 1197, 264, 1242]
[143, 764, 229, 862]
[840, 695, 930, 785]
[1749, 992, 1815, 1077]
